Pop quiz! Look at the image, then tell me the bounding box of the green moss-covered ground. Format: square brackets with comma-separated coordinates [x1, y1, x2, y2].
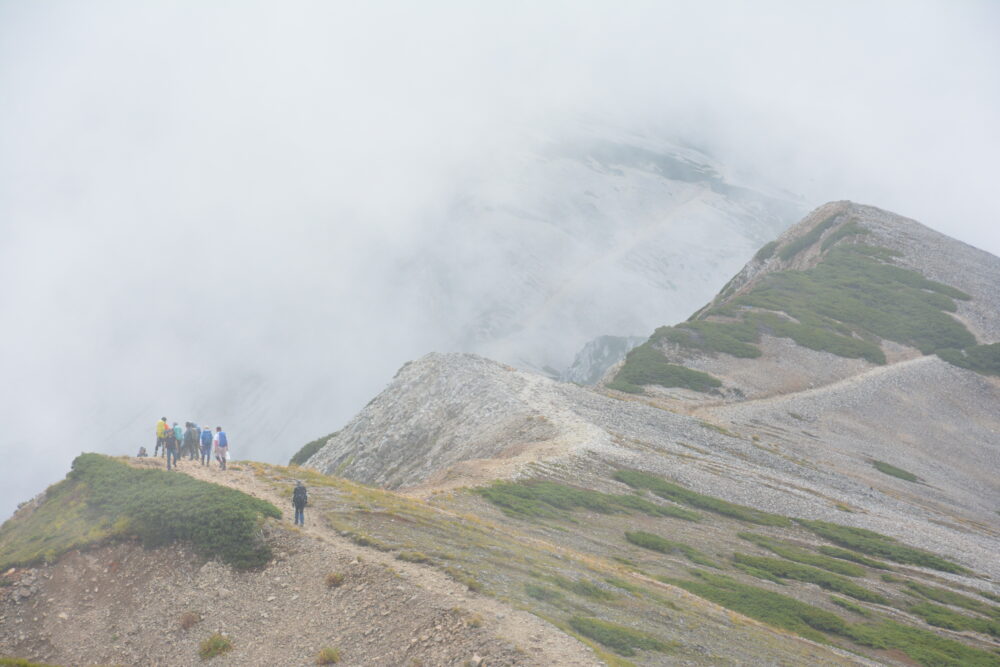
[0, 454, 280, 570]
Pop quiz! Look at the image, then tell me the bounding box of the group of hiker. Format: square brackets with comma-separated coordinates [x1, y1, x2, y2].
[139, 418, 230, 471]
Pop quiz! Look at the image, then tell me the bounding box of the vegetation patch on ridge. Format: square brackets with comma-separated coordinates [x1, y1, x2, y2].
[871, 460, 919, 482]
[731, 553, 887, 603]
[737, 532, 866, 576]
[778, 212, 843, 260]
[613, 470, 791, 526]
[289, 431, 339, 466]
[625, 531, 717, 567]
[0, 454, 280, 570]
[568, 616, 674, 657]
[666, 570, 1000, 666]
[798, 520, 969, 575]
[937, 343, 1000, 376]
[608, 343, 721, 394]
[475, 479, 701, 522]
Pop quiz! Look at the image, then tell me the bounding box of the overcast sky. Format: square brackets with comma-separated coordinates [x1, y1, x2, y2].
[1, 1, 998, 520]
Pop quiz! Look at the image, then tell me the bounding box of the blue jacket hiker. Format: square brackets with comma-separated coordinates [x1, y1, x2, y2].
[200, 426, 213, 466]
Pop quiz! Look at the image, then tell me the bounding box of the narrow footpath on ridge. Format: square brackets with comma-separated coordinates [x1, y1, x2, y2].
[131, 455, 601, 666]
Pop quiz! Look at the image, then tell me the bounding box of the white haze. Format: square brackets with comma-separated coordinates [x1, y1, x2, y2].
[1, 1, 998, 519]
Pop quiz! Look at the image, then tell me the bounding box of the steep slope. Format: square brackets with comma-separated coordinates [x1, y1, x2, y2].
[610, 201, 1000, 401]
[301, 202, 1000, 665]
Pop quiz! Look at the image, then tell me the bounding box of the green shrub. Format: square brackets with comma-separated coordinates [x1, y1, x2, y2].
[732, 553, 887, 603]
[69, 454, 280, 569]
[0, 659, 61, 666]
[609, 343, 722, 393]
[653, 320, 762, 358]
[846, 619, 1000, 667]
[938, 343, 1000, 376]
[316, 646, 341, 664]
[830, 596, 873, 617]
[798, 520, 969, 574]
[613, 470, 791, 526]
[625, 531, 716, 567]
[289, 431, 338, 466]
[817, 546, 892, 570]
[325, 572, 345, 588]
[474, 479, 700, 522]
[754, 240, 780, 261]
[737, 533, 865, 576]
[0, 454, 280, 571]
[820, 220, 869, 250]
[904, 581, 1000, 618]
[777, 213, 842, 260]
[525, 583, 565, 604]
[568, 616, 673, 656]
[907, 603, 1000, 638]
[871, 460, 919, 482]
[550, 575, 616, 600]
[662, 570, 849, 643]
[199, 632, 233, 660]
[666, 571, 1000, 665]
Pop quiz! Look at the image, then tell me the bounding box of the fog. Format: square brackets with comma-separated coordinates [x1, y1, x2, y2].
[2, 1, 998, 520]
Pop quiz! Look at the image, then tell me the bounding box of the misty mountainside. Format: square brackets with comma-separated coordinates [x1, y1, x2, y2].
[399, 127, 804, 374]
[6, 202, 1000, 667]
[93, 128, 804, 479]
[300, 202, 1000, 665]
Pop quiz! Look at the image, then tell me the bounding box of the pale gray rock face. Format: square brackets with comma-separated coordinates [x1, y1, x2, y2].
[306, 354, 563, 489]
[562, 335, 645, 385]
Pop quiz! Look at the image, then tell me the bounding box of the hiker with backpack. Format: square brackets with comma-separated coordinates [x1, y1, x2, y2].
[155, 417, 169, 457]
[200, 425, 213, 466]
[214, 426, 229, 470]
[164, 425, 179, 470]
[183, 422, 200, 460]
[292, 481, 308, 526]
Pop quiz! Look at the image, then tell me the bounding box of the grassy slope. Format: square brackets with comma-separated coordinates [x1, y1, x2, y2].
[611, 215, 991, 394]
[0, 454, 281, 570]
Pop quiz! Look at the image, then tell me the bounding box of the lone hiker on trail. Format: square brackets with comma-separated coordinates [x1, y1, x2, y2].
[155, 417, 169, 457]
[200, 425, 213, 466]
[292, 481, 308, 526]
[214, 426, 229, 470]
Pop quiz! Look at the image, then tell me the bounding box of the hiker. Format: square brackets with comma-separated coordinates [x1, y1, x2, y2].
[137, 446, 148, 457]
[164, 425, 179, 470]
[200, 425, 213, 466]
[292, 481, 308, 526]
[214, 426, 229, 470]
[172, 422, 184, 454]
[155, 417, 169, 457]
[183, 422, 199, 460]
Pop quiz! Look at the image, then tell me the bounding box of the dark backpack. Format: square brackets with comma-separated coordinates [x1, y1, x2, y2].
[293, 485, 307, 506]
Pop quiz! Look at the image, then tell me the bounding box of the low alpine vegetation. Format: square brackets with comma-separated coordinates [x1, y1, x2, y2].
[871, 460, 919, 482]
[625, 531, 717, 567]
[0, 454, 281, 571]
[613, 469, 791, 526]
[474, 479, 700, 522]
[731, 553, 887, 604]
[798, 520, 970, 574]
[315, 646, 342, 664]
[325, 572, 345, 588]
[609, 343, 722, 394]
[738, 532, 865, 576]
[199, 632, 233, 660]
[568, 616, 674, 657]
